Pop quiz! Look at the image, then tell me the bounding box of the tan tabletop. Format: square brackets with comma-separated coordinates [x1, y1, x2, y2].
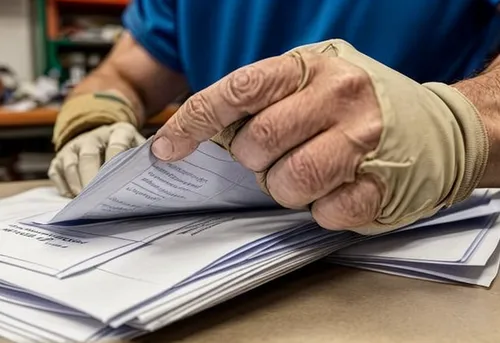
[1, 180, 499, 343]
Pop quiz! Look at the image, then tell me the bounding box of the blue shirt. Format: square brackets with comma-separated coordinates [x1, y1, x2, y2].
[123, 0, 500, 93]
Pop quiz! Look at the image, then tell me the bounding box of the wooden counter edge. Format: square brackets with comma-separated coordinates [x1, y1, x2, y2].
[0, 105, 179, 127]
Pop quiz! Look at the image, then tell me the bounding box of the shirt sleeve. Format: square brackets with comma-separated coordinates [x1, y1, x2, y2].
[122, 0, 183, 73]
[487, 0, 500, 9]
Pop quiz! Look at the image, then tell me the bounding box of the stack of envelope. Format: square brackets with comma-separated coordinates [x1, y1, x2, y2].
[0, 140, 499, 342]
[329, 201, 500, 287]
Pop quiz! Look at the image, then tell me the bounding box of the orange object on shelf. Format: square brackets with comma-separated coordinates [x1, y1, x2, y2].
[46, 0, 59, 40]
[56, 0, 129, 6]
[0, 105, 178, 127]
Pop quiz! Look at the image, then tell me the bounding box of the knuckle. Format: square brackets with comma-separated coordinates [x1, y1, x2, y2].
[185, 92, 218, 130]
[286, 149, 323, 195]
[47, 161, 59, 177]
[61, 153, 78, 170]
[331, 65, 371, 96]
[112, 122, 136, 135]
[168, 114, 189, 139]
[246, 116, 280, 157]
[186, 93, 210, 119]
[222, 65, 267, 107]
[189, 92, 219, 128]
[172, 93, 220, 139]
[69, 138, 80, 151]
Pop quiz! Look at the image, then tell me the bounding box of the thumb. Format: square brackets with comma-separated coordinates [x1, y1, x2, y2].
[151, 53, 309, 161]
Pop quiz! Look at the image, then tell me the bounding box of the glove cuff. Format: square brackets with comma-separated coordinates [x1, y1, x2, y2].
[52, 91, 138, 151]
[309, 40, 490, 233]
[423, 82, 490, 204]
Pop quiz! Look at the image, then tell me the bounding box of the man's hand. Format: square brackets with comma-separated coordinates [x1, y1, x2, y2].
[49, 122, 145, 198]
[48, 31, 188, 198]
[150, 40, 489, 235]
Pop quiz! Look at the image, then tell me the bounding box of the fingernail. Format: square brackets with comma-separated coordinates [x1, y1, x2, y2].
[152, 136, 173, 160]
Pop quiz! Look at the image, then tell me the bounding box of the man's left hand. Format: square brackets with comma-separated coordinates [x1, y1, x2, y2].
[150, 40, 489, 235]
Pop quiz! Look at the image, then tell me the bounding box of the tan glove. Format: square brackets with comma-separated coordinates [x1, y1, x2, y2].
[52, 91, 140, 151]
[48, 122, 145, 197]
[49, 91, 144, 198]
[211, 39, 489, 234]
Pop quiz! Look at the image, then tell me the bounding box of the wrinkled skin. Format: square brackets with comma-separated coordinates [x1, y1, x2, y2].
[151, 49, 385, 231]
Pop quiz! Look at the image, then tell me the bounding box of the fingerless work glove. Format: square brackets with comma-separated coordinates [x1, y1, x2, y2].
[212, 39, 489, 233]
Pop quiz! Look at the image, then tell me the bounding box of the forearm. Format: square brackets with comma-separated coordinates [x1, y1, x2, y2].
[452, 55, 500, 187]
[69, 63, 147, 124]
[67, 32, 189, 125]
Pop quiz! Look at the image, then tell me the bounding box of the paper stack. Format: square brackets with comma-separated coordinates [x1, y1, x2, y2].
[0, 139, 499, 342]
[328, 207, 500, 287]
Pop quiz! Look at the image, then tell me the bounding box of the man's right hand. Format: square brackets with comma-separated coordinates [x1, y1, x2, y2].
[47, 31, 188, 197]
[48, 122, 145, 198]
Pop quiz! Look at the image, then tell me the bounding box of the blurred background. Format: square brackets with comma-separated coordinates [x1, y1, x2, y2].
[0, 0, 179, 182]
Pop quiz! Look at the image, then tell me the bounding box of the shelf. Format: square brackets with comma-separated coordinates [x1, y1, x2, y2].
[43, 0, 128, 73]
[55, 0, 129, 6]
[0, 105, 178, 127]
[0, 108, 61, 127]
[50, 39, 113, 47]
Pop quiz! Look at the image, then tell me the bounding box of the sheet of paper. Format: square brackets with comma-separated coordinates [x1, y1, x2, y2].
[0, 282, 84, 317]
[330, 261, 454, 284]
[331, 241, 500, 287]
[0, 299, 108, 342]
[189, 225, 335, 281]
[0, 187, 69, 223]
[0, 220, 141, 277]
[3, 184, 494, 279]
[140, 243, 339, 330]
[116, 233, 346, 327]
[174, 248, 335, 326]
[6, 211, 226, 278]
[328, 216, 500, 287]
[4, 188, 301, 278]
[0, 189, 147, 278]
[108, 229, 346, 327]
[166, 250, 334, 326]
[0, 210, 318, 323]
[331, 215, 496, 264]
[403, 193, 500, 231]
[1, 182, 499, 341]
[43, 139, 279, 225]
[0, 321, 41, 343]
[0, 314, 66, 343]
[91, 326, 142, 341]
[0, 210, 338, 338]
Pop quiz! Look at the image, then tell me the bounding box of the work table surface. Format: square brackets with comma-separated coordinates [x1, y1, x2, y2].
[1, 180, 499, 343]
